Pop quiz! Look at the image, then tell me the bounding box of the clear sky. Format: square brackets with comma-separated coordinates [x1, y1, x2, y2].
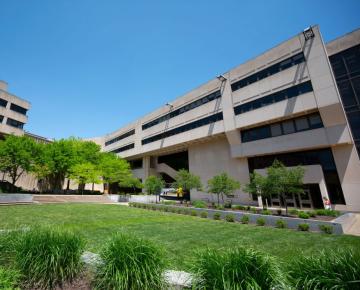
[1, 0, 359, 139]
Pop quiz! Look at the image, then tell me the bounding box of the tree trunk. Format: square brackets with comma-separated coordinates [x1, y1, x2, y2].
[92, 183, 94, 192]
[217, 194, 220, 206]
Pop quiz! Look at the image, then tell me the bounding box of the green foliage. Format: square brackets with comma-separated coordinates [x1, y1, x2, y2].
[94, 233, 166, 290]
[298, 211, 310, 219]
[262, 209, 272, 215]
[319, 225, 333, 234]
[192, 200, 207, 208]
[315, 209, 341, 217]
[144, 175, 164, 195]
[215, 204, 225, 210]
[256, 218, 266, 226]
[243, 172, 269, 201]
[0, 231, 22, 266]
[119, 176, 143, 191]
[213, 213, 221, 220]
[307, 210, 317, 217]
[240, 215, 250, 224]
[289, 209, 299, 215]
[232, 204, 246, 210]
[192, 247, 287, 289]
[276, 220, 287, 229]
[225, 214, 235, 222]
[191, 210, 198, 216]
[99, 152, 132, 185]
[289, 249, 360, 289]
[172, 169, 202, 192]
[207, 172, 240, 205]
[0, 267, 21, 290]
[15, 227, 85, 289]
[200, 211, 208, 218]
[266, 160, 305, 214]
[0, 135, 39, 187]
[69, 162, 101, 192]
[161, 200, 177, 205]
[298, 223, 310, 231]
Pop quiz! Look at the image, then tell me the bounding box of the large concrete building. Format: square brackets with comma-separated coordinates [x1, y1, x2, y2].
[100, 26, 360, 212]
[0, 80, 30, 137]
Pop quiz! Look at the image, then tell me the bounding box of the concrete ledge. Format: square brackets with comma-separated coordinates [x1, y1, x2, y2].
[132, 203, 345, 234]
[0, 193, 33, 204]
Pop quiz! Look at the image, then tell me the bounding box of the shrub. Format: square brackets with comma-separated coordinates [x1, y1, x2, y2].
[232, 205, 246, 210]
[298, 211, 310, 219]
[225, 214, 235, 223]
[251, 207, 258, 214]
[192, 200, 207, 208]
[256, 218, 266, 226]
[277, 209, 282, 216]
[240, 215, 249, 224]
[298, 223, 310, 231]
[262, 209, 272, 215]
[192, 247, 287, 289]
[224, 201, 232, 209]
[15, 227, 85, 289]
[94, 233, 166, 290]
[275, 220, 287, 229]
[176, 208, 183, 214]
[289, 209, 299, 215]
[170, 207, 177, 213]
[0, 267, 21, 290]
[215, 204, 224, 210]
[213, 213, 221, 220]
[307, 210, 316, 217]
[319, 225, 333, 234]
[162, 200, 177, 205]
[191, 210, 198, 216]
[162, 206, 169, 212]
[200, 211, 208, 218]
[315, 209, 341, 217]
[289, 249, 360, 289]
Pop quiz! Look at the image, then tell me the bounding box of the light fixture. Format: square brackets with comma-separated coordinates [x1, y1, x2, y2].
[165, 102, 173, 109]
[303, 26, 315, 41]
[217, 74, 227, 82]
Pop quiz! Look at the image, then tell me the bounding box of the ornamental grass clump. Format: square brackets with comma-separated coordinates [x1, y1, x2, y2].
[94, 233, 166, 290]
[289, 249, 360, 289]
[192, 247, 287, 289]
[225, 214, 235, 222]
[0, 267, 21, 290]
[15, 227, 85, 289]
[240, 215, 249, 224]
[200, 211, 208, 218]
[0, 230, 22, 266]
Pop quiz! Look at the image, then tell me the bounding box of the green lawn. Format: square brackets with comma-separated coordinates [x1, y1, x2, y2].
[0, 203, 359, 270]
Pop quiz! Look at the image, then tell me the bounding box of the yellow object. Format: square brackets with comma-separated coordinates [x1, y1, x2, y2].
[177, 187, 183, 197]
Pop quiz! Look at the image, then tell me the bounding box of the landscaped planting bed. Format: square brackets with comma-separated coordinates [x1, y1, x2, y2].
[1, 203, 360, 289]
[129, 202, 346, 234]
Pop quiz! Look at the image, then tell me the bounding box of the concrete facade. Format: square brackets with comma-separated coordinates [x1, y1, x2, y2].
[101, 26, 360, 212]
[0, 81, 30, 136]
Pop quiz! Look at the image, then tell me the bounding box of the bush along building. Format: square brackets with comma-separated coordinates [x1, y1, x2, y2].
[99, 26, 360, 212]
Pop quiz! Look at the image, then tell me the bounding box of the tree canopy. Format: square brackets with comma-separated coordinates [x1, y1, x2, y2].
[207, 172, 240, 205]
[172, 169, 202, 192]
[144, 175, 164, 195]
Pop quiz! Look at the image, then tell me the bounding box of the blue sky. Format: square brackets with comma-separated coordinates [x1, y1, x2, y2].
[1, 0, 359, 139]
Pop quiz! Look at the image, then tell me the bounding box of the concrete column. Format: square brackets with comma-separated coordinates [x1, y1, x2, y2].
[142, 156, 151, 193]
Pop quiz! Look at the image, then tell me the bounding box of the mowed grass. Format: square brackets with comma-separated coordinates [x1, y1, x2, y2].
[1, 203, 359, 270]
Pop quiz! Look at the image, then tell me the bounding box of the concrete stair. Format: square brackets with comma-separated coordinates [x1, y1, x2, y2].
[156, 163, 178, 179]
[33, 194, 114, 204]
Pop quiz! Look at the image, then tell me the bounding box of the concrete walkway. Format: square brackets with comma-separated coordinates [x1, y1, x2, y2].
[344, 213, 360, 236]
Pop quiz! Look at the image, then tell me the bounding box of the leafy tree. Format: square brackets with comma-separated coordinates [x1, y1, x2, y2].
[172, 169, 202, 193]
[266, 160, 305, 215]
[119, 176, 143, 193]
[69, 162, 101, 193]
[207, 172, 240, 206]
[99, 153, 132, 185]
[144, 175, 164, 196]
[0, 135, 39, 188]
[243, 172, 269, 209]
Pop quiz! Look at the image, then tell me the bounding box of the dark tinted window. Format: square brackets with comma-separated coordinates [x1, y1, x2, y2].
[105, 129, 135, 146]
[129, 159, 143, 169]
[0, 115, 3, 123]
[110, 143, 135, 154]
[241, 113, 323, 143]
[10, 103, 27, 115]
[231, 52, 305, 91]
[142, 112, 223, 145]
[6, 118, 24, 129]
[234, 81, 313, 115]
[142, 90, 221, 130]
[0, 98, 7, 108]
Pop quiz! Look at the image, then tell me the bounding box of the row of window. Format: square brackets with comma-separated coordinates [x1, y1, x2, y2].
[234, 81, 313, 115]
[142, 112, 223, 145]
[142, 90, 221, 130]
[110, 143, 135, 154]
[6, 118, 24, 129]
[105, 129, 135, 147]
[231, 52, 305, 92]
[241, 113, 323, 143]
[0, 98, 28, 116]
